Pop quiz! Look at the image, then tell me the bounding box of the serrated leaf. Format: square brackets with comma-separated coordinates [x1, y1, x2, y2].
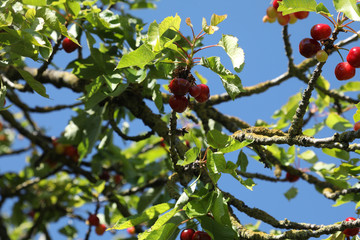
[237, 150, 248, 172]
[147, 21, 160, 49]
[298, 150, 318, 164]
[219, 139, 252, 154]
[322, 148, 350, 161]
[138, 211, 187, 240]
[218, 34, 245, 73]
[116, 44, 155, 69]
[210, 14, 227, 26]
[110, 203, 174, 230]
[284, 187, 298, 201]
[202, 17, 218, 35]
[200, 57, 243, 100]
[17, 69, 49, 98]
[22, 0, 47, 6]
[315, 3, 331, 15]
[206, 129, 230, 149]
[177, 147, 200, 166]
[278, 0, 318, 14]
[325, 112, 352, 132]
[354, 102, 360, 123]
[333, 0, 360, 21]
[158, 14, 181, 36]
[66, 0, 81, 16]
[207, 150, 226, 173]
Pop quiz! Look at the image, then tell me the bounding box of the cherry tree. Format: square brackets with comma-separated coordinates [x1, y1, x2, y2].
[1, 0, 360, 239]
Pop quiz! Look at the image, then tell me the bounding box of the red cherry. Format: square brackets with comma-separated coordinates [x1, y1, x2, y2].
[192, 231, 211, 240]
[180, 228, 195, 240]
[88, 214, 100, 226]
[194, 84, 210, 103]
[343, 217, 359, 237]
[347, 47, 360, 68]
[294, 11, 309, 19]
[286, 172, 300, 182]
[277, 12, 290, 26]
[272, 0, 282, 10]
[62, 38, 78, 53]
[189, 85, 201, 98]
[127, 226, 136, 235]
[299, 38, 321, 58]
[95, 224, 106, 235]
[354, 122, 360, 131]
[169, 95, 188, 113]
[335, 62, 356, 80]
[168, 78, 191, 96]
[311, 24, 332, 41]
[27, 210, 35, 219]
[113, 174, 123, 185]
[64, 145, 79, 162]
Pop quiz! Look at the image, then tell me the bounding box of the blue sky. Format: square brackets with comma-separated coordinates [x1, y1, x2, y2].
[1, 0, 360, 239]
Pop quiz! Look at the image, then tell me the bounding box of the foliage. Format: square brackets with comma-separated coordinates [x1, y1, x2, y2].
[1, 0, 360, 239]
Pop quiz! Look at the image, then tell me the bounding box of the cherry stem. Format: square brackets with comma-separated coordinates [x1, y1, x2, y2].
[335, 48, 345, 62]
[189, 25, 196, 39]
[321, 13, 336, 28]
[195, 29, 204, 40]
[174, 42, 190, 58]
[177, 30, 193, 47]
[193, 44, 220, 54]
[196, 32, 207, 41]
[343, 25, 360, 37]
[342, 20, 355, 28]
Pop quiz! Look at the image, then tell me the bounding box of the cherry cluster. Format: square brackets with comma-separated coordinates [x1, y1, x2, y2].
[335, 47, 360, 81]
[343, 217, 360, 237]
[99, 170, 123, 185]
[263, 0, 309, 26]
[45, 138, 79, 167]
[168, 77, 210, 113]
[299, 23, 332, 63]
[180, 229, 211, 240]
[88, 214, 107, 235]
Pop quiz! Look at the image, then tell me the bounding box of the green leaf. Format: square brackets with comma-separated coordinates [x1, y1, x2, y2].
[354, 102, 360, 123]
[206, 129, 230, 149]
[147, 21, 160, 49]
[201, 57, 243, 100]
[197, 215, 237, 239]
[315, 3, 331, 15]
[219, 139, 252, 154]
[298, 150, 318, 164]
[284, 187, 298, 201]
[333, 0, 360, 21]
[339, 81, 360, 92]
[207, 150, 226, 173]
[322, 148, 350, 161]
[25, 8, 36, 21]
[325, 112, 352, 132]
[177, 147, 200, 166]
[210, 14, 227, 26]
[237, 150, 248, 172]
[190, 130, 202, 149]
[116, 44, 155, 69]
[109, 203, 174, 230]
[59, 225, 77, 237]
[22, 0, 47, 6]
[66, 0, 81, 16]
[17, 69, 49, 98]
[185, 192, 214, 218]
[211, 189, 232, 227]
[158, 14, 181, 36]
[93, 181, 106, 194]
[278, 0, 318, 14]
[202, 17, 218, 35]
[138, 211, 187, 240]
[303, 122, 325, 137]
[218, 34, 245, 73]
